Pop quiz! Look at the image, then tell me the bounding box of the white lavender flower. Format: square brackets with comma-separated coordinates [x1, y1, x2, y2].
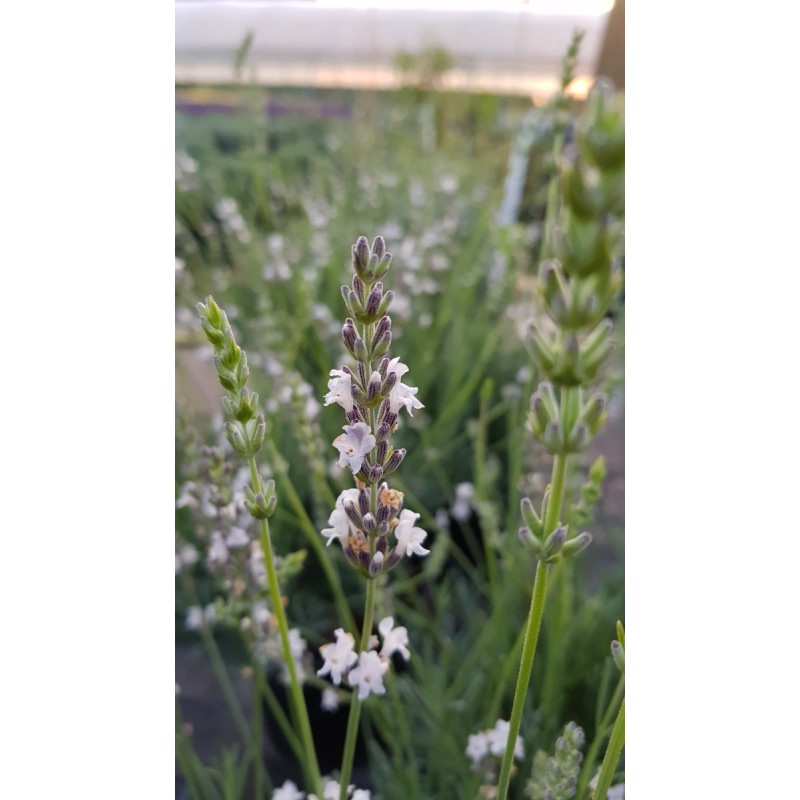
[332, 422, 376, 474]
[347, 650, 389, 700]
[386, 357, 424, 416]
[207, 531, 229, 566]
[323, 369, 355, 411]
[321, 488, 361, 547]
[452, 482, 476, 521]
[317, 628, 358, 686]
[378, 616, 410, 661]
[393, 510, 430, 557]
[225, 526, 250, 548]
[321, 688, 340, 712]
[487, 719, 524, 759]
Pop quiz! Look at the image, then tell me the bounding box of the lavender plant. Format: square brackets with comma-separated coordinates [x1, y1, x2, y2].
[494, 80, 625, 799]
[318, 235, 430, 800]
[196, 296, 325, 798]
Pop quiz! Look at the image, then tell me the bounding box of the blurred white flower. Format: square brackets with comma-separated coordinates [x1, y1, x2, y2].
[272, 780, 304, 800]
[317, 628, 358, 686]
[207, 532, 229, 566]
[452, 482, 475, 521]
[347, 651, 389, 700]
[378, 616, 410, 661]
[179, 544, 198, 567]
[225, 527, 250, 548]
[466, 731, 489, 764]
[386, 358, 423, 417]
[321, 688, 340, 713]
[487, 719, 524, 760]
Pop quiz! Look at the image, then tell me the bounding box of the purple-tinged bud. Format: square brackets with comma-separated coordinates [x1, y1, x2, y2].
[518, 526, 543, 556]
[383, 448, 406, 476]
[351, 384, 367, 407]
[371, 328, 392, 360]
[357, 362, 368, 386]
[342, 319, 358, 354]
[378, 357, 390, 378]
[352, 274, 366, 305]
[357, 551, 371, 571]
[341, 285, 355, 316]
[382, 410, 398, 428]
[382, 371, 398, 393]
[346, 408, 361, 425]
[520, 497, 542, 536]
[368, 464, 384, 484]
[367, 371, 382, 402]
[369, 551, 385, 577]
[580, 393, 608, 435]
[376, 535, 388, 553]
[372, 235, 386, 259]
[251, 415, 267, 453]
[375, 422, 392, 444]
[342, 543, 358, 567]
[344, 499, 363, 529]
[358, 488, 370, 516]
[543, 525, 567, 562]
[376, 290, 394, 317]
[543, 421, 563, 453]
[375, 315, 392, 338]
[225, 423, 249, 457]
[354, 338, 369, 362]
[353, 236, 370, 271]
[356, 462, 371, 483]
[348, 289, 363, 314]
[362, 513, 377, 534]
[611, 640, 625, 673]
[377, 520, 390, 536]
[365, 283, 383, 317]
[562, 531, 593, 558]
[376, 503, 390, 525]
[375, 252, 392, 282]
[566, 422, 590, 453]
[384, 547, 402, 570]
[529, 393, 551, 435]
[376, 440, 388, 464]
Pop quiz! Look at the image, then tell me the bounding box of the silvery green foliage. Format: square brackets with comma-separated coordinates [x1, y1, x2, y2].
[525, 722, 586, 800]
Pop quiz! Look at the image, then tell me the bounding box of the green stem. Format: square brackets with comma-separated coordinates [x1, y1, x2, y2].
[252, 663, 265, 800]
[248, 455, 324, 799]
[258, 665, 305, 765]
[496, 445, 569, 800]
[265, 439, 356, 633]
[338, 576, 377, 800]
[495, 560, 549, 798]
[577, 675, 625, 800]
[593, 698, 625, 800]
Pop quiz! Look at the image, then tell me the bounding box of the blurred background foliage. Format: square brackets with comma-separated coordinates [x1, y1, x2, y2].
[175, 42, 623, 799]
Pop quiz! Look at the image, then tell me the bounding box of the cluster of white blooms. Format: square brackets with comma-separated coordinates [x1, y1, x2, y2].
[185, 604, 216, 631]
[316, 616, 410, 701]
[466, 719, 525, 779]
[272, 780, 371, 800]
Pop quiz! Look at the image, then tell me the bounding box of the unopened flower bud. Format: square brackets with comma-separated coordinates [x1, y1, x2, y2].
[372, 235, 386, 260]
[341, 285, 355, 316]
[543, 525, 567, 562]
[377, 290, 394, 317]
[561, 531, 593, 558]
[342, 319, 358, 353]
[611, 640, 625, 673]
[376, 440, 388, 464]
[344, 499, 363, 529]
[352, 274, 367, 305]
[566, 422, 591, 453]
[518, 525, 543, 556]
[365, 283, 383, 318]
[354, 338, 369, 362]
[225, 423, 249, 457]
[383, 448, 406, 476]
[616, 620, 625, 647]
[251, 415, 267, 453]
[367, 371, 383, 402]
[353, 236, 371, 274]
[376, 535, 388, 553]
[543, 421, 564, 453]
[362, 513, 377, 534]
[371, 328, 392, 359]
[358, 488, 370, 516]
[368, 464, 384, 484]
[520, 497, 542, 536]
[375, 422, 392, 444]
[580, 393, 608, 436]
[384, 547, 402, 571]
[369, 551, 385, 576]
